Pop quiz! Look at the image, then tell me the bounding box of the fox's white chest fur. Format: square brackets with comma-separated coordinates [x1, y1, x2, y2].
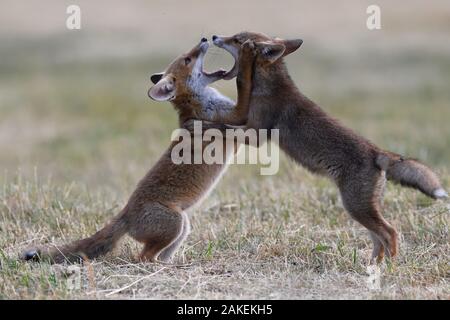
[188, 76, 235, 120]
[200, 87, 235, 120]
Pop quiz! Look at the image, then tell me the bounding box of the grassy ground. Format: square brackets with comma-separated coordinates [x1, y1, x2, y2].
[0, 0, 449, 299]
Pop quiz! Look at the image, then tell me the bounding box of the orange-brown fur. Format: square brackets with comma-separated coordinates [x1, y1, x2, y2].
[213, 32, 447, 263]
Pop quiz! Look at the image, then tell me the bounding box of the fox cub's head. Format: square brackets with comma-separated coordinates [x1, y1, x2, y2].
[212, 31, 303, 79]
[148, 38, 225, 102]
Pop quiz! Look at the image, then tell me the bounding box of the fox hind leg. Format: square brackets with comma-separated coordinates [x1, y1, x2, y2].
[139, 242, 166, 263]
[343, 196, 398, 262]
[369, 231, 385, 264]
[157, 211, 191, 263]
[131, 203, 184, 263]
[339, 170, 398, 263]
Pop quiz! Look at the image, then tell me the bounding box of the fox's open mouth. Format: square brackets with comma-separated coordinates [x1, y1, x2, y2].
[222, 56, 238, 80]
[212, 37, 239, 80]
[199, 41, 227, 79]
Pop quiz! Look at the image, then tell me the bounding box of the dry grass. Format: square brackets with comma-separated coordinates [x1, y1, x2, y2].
[1, 169, 449, 299]
[0, 0, 449, 299]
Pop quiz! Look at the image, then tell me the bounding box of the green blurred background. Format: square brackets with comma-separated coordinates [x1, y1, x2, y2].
[1, 0, 449, 190]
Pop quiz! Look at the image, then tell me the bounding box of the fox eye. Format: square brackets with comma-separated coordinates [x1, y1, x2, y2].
[184, 57, 191, 65]
[233, 38, 240, 44]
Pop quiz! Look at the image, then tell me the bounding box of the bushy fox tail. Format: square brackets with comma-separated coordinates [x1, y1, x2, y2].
[376, 151, 448, 199]
[22, 211, 128, 264]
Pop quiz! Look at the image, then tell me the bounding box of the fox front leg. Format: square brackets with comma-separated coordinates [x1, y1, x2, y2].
[214, 40, 257, 126]
[234, 40, 257, 121]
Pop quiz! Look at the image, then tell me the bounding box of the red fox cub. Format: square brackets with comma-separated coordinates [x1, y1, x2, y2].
[213, 32, 447, 263]
[22, 38, 255, 264]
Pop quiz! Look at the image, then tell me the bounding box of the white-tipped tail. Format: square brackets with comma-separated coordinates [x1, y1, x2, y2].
[433, 188, 448, 199]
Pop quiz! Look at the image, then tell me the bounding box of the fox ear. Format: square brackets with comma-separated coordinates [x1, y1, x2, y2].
[150, 72, 164, 84]
[282, 39, 303, 57]
[148, 77, 175, 101]
[256, 42, 286, 64]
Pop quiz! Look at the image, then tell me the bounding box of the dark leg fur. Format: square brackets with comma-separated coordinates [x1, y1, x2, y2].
[130, 203, 184, 263]
[339, 168, 398, 263]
